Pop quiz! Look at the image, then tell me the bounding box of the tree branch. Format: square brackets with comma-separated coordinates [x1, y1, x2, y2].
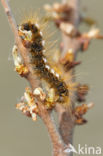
[55, 0, 80, 154]
[1, 0, 66, 155]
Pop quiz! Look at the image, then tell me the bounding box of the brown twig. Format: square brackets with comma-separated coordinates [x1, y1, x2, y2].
[36, 97, 66, 156]
[55, 0, 81, 154]
[1, 0, 66, 155]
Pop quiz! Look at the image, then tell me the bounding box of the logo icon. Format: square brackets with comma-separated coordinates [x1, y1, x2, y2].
[64, 144, 102, 155]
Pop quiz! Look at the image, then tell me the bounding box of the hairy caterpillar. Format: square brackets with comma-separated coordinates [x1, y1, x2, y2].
[18, 17, 69, 105]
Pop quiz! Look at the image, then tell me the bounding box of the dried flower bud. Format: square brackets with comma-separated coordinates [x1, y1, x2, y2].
[12, 45, 22, 66]
[74, 104, 88, 117]
[44, 2, 72, 16]
[30, 105, 38, 114]
[33, 87, 46, 101]
[87, 28, 100, 39]
[60, 23, 76, 37]
[79, 37, 90, 51]
[15, 64, 28, 76]
[73, 103, 94, 125]
[16, 102, 25, 111]
[83, 27, 103, 39]
[24, 87, 35, 106]
[12, 45, 29, 76]
[16, 103, 31, 117]
[60, 49, 81, 71]
[75, 118, 87, 125]
[44, 4, 53, 12]
[16, 87, 39, 121]
[44, 4, 60, 20]
[53, 3, 62, 12]
[82, 16, 96, 26]
[76, 84, 89, 102]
